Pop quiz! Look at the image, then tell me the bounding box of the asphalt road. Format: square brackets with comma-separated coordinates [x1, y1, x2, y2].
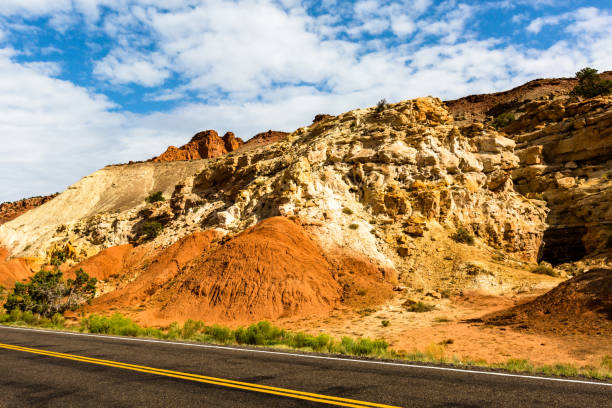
[0, 326, 609, 407]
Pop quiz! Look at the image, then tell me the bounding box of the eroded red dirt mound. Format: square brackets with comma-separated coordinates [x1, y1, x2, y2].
[483, 269, 612, 335]
[0, 248, 31, 288]
[67, 244, 138, 281]
[88, 217, 394, 325]
[152, 130, 244, 162]
[0, 194, 58, 225]
[88, 230, 220, 311]
[161, 217, 343, 322]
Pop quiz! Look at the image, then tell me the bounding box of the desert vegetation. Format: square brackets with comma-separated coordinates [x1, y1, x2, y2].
[570, 67, 612, 98]
[145, 191, 165, 203]
[141, 221, 163, 239]
[531, 263, 557, 277]
[451, 226, 475, 245]
[492, 112, 515, 129]
[4, 268, 96, 318]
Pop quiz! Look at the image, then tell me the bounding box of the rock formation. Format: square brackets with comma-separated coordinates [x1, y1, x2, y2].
[152, 130, 244, 162]
[451, 89, 612, 265]
[0, 96, 549, 300]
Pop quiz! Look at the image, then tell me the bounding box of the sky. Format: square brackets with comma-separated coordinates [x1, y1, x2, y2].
[0, 0, 611, 202]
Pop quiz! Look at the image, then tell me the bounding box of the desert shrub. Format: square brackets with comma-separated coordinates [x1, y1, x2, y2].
[451, 226, 475, 245]
[145, 191, 165, 203]
[337, 337, 389, 356]
[4, 268, 96, 317]
[204, 324, 233, 344]
[48, 244, 78, 266]
[570, 67, 612, 98]
[141, 221, 163, 239]
[348, 223, 359, 230]
[82, 313, 144, 337]
[375, 99, 388, 113]
[381, 320, 390, 327]
[434, 316, 452, 323]
[505, 358, 534, 373]
[356, 289, 367, 296]
[405, 301, 435, 313]
[342, 207, 353, 215]
[531, 263, 557, 277]
[493, 112, 515, 129]
[181, 319, 205, 339]
[289, 332, 333, 352]
[234, 321, 287, 346]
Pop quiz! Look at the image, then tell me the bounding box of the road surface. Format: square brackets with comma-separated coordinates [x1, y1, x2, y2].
[0, 325, 609, 407]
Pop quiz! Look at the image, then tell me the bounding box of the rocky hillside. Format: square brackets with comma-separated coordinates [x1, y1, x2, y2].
[0, 96, 549, 301]
[0, 194, 58, 226]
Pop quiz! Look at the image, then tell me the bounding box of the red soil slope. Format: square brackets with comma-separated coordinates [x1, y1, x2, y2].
[86, 217, 394, 325]
[484, 268, 612, 335]
[0, 248, 31, 288]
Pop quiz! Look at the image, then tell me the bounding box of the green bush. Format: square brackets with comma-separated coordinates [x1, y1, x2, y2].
[342, 207, 353, 215]
[204, 324, 234, 344]
[337, 337, 389, 356]
[531, 264, 557, 277]
[375, 98, 388, 113]
[4, 268, 96, 317]
[82, 313, 144, 336]
[493, 112, 515, 129]
[145, 191, 165, 203]
[405, 301, 435, 313]
[141, 221, 163, 239]
[381, 320, 390, 327]
[451, 226, 475, 245]
[570, 67, 612, 98]
[348, 223, 359, 230]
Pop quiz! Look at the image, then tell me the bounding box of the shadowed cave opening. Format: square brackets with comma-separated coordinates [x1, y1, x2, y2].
[540, 226, 587, 266]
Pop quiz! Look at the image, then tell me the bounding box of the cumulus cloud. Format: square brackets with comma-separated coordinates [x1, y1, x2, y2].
[0, 1, 611, 202]
[94, 50, 170, 87]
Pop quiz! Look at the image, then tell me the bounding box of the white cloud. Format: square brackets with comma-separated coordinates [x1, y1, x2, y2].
[94, 50, 170, 86]
[1, 1, 612, 202]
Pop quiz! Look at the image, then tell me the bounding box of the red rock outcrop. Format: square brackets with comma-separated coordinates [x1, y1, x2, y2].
[152, 130, 245, 162]
[0, 194, 58, 226]
[240, 130, 289, 152]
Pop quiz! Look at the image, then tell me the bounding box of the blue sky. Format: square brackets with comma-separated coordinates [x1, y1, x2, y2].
[0, 0, 611, 202]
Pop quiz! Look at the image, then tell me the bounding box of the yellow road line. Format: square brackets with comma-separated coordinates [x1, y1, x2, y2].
[0, 342, 402, 408]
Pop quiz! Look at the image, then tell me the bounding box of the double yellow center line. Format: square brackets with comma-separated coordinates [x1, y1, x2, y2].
[0, 342, 401, 408]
